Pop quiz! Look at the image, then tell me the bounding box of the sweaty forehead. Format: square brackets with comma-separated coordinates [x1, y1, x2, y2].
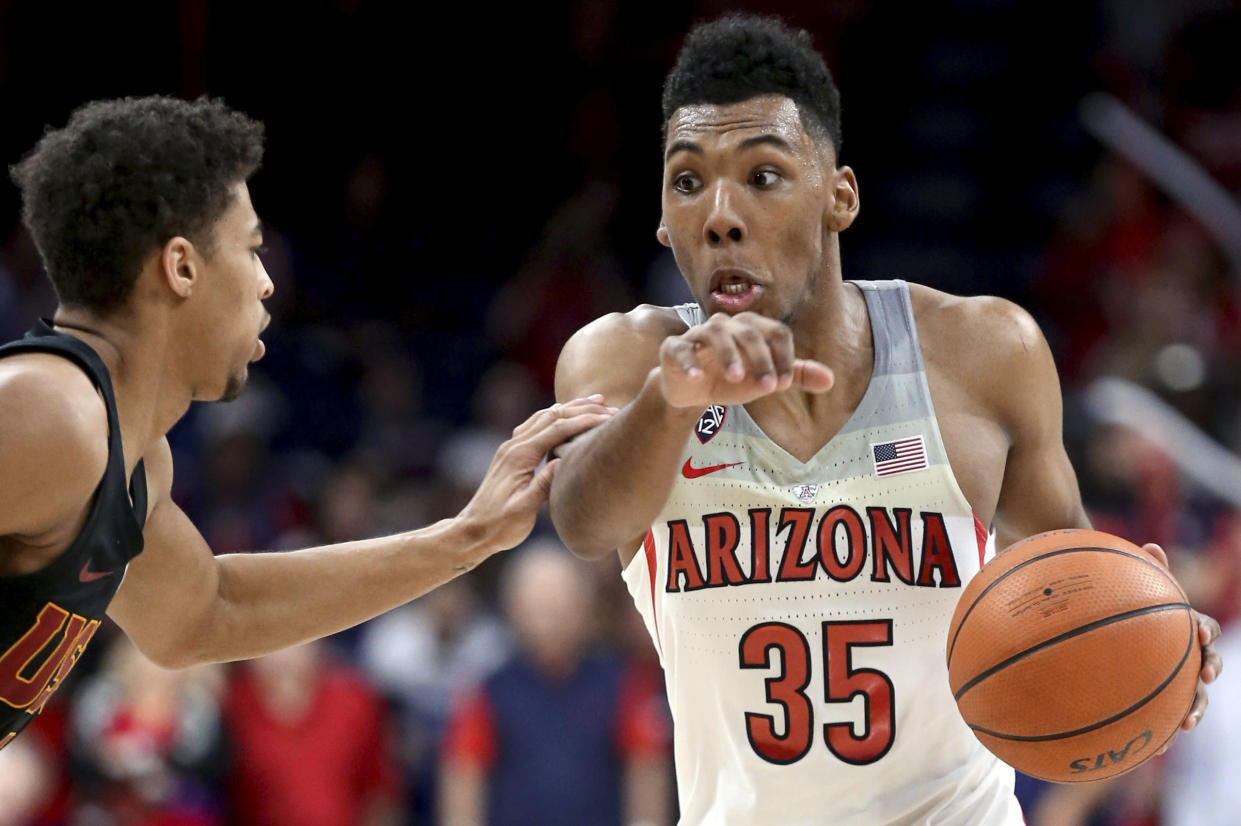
[666, 95, 810, 151]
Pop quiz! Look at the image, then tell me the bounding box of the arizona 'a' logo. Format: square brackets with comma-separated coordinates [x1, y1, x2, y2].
[792, 484, 818, 502]
[695, 405, 726, 443]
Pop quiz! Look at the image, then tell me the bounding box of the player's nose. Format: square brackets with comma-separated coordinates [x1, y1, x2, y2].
[703, 182, 746, 246]
[258, 259, 274, 300]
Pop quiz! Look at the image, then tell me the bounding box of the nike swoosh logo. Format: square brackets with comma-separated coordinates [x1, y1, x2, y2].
[682, 458, 743, 479]
[79, 562, 112, 583]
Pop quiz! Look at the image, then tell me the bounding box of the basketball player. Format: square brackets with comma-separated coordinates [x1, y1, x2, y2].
[548, 16, 1222, 825]
[0, 96, 614, 751]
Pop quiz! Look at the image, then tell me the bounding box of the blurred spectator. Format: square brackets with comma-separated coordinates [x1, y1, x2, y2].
[180, 376, 294, 554]
[1161, 620, 1241, 826]
[223, 640, 401, 826]
[1077, 426, 1187, 551]
[316, 462, 381, 545]
[352, 332, 447, 482]
[1161, 9, 1241, 190]
[1195, 512, 1241, 627]
[435, 360, 543, 505]
[0, 223, 55, 341]
[2, 701, 74, 825]
[486, 181, 637, 392]
[1027, 764, 1162, 826]
[1035, 159, 1167, 383]
[0, 735, 55, 826]
[439, 541, 672, 826]
[359, 577, 511, 823]
[67, 638, 227, 826]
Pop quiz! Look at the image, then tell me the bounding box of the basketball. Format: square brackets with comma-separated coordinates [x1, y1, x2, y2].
[946, 529, 1200, 783]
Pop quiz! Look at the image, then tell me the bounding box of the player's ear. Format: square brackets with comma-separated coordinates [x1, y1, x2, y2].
[161, 236, 198, 299]
[656, 217, 671, 247]
[825, 165, 859, 233]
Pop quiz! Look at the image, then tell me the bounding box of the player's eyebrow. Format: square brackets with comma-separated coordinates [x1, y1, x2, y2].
[665, 134, 796, 165]
[251, 218, 264, 238]
[738, 134, 795, 154]
[665, 140, 704, 164]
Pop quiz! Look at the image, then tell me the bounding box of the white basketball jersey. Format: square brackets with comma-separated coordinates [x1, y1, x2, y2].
[622, 280, 1023, 825]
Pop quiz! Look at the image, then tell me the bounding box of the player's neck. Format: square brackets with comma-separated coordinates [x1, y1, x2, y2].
[51, 305, 192, 463]
[755, 257, 873, 424]
[786, 244, 870, 372]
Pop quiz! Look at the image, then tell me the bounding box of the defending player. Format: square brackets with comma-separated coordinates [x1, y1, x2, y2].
[549, 16, 1221, 824]
[0, 96, 613, 750]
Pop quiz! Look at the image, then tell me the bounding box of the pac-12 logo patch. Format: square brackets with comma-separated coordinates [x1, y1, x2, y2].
[695, 405, 726, 443]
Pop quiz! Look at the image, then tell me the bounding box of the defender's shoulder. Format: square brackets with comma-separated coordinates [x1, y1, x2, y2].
[0, 353, 109, 535]
[0, 352, 109, 455]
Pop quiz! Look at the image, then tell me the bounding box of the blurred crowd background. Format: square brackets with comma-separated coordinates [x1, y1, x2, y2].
[1, 0, 1239, 824]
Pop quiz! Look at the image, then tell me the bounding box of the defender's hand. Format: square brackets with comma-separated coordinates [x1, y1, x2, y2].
[458, 396, 616, 554]
[657, 311, 834, 409]
[1141, 543, 1223, 752]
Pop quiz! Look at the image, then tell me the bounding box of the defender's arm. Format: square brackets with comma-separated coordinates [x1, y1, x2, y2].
[108, 399, 611, 668]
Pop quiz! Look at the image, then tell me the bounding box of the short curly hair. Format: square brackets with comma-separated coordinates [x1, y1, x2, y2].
[10, 96, 265, 314]
[662, 15, 842, 157]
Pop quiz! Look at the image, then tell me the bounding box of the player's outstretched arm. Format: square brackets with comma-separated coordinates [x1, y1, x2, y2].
[106, 397, 612, 668]
[549, 306, 833, 562]
[549, 307, 702, 562]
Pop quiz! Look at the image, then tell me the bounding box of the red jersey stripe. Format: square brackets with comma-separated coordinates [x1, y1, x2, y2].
[973, 512, 988, 567]
[643, 530, 663, 657]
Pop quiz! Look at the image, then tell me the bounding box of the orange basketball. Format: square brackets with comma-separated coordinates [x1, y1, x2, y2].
[946, 528, 1200, 783]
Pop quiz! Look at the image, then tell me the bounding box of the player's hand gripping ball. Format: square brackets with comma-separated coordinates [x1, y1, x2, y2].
[946, 529, 1200, 782]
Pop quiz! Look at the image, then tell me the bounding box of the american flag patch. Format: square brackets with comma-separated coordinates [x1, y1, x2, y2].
[871, 436, 928, 478]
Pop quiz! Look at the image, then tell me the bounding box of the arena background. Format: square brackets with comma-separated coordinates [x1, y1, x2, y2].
[1, 0, 1238, 823]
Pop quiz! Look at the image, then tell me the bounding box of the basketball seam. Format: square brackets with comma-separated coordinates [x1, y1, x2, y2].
[964, 607, 1197, 742]
[953, 601, 1189, 700]
[946, 546, 1177, 666]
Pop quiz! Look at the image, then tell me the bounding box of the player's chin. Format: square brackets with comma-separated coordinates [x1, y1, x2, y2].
[219, 368, 249, 402]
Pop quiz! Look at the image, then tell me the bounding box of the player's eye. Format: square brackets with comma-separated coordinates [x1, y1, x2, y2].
[252, 244, 268, 258]
[672, 173, 700, 194]
[751, 169, 782, 188]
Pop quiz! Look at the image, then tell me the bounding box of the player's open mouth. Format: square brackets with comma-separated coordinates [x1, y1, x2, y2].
[710, 273, 764, 311]
[252, 314, 270, 361]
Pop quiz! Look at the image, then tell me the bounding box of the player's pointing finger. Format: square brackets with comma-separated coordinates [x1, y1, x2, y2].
[791, 359, 835, 392]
